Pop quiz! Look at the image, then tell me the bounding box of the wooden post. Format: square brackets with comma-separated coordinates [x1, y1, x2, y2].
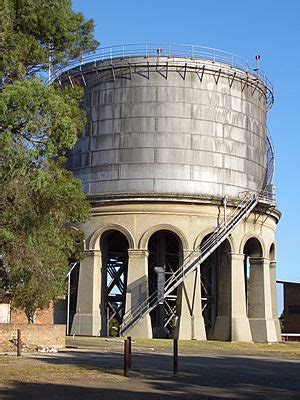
[127, 336, 132, 368]
[173, 338, 178, 376]
[17, 329, 22, 357]
[124, 339, 130, 377]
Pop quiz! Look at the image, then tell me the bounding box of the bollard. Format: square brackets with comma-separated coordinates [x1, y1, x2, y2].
[17, 329, 22, 357]
[127, 336, 132, 368]
[124, 339, 130, 377]
[173, 338, 178, 376]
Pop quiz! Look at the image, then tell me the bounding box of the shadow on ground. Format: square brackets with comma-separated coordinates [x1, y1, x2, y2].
[1, 350, 299, 399]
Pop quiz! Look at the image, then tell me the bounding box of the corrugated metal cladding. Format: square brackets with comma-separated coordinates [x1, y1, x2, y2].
[67, 57, 268, 199]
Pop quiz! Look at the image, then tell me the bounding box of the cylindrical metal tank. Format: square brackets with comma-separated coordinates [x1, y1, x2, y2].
[59, 45, 281, 342]
[62, 44, 273, 200]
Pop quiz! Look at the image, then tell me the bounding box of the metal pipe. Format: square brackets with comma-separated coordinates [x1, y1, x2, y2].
[66, 272, 71, 335]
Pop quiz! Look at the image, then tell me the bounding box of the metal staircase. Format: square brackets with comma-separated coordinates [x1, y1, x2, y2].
[119, 191, 266, 337]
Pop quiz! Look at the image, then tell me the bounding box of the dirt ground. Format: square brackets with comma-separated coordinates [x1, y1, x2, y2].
[0, 338, 299, 399]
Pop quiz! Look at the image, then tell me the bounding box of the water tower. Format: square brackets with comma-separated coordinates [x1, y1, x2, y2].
[58, 44, 281, 342]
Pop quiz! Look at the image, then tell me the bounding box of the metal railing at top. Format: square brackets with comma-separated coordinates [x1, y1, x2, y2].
[49, 43, 273, 95]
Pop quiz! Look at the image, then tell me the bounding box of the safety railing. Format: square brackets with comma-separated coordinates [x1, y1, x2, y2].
[119, 190, 261, 336]
[49, 43, 273, 96]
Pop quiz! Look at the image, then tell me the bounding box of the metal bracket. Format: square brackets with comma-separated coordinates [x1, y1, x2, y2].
[80, 73, 87, 87]
[228, 72, 236, 88]
[213, 69, 222, 85]
[111, 64, 116, 81]
[241, 76, 249, 92]
[177, 63, 187, 80]
[196, 65, 205, 82]
[68, 75, 74, 89]
[251, 79, 259, 95]
[156, 61, 169, 79]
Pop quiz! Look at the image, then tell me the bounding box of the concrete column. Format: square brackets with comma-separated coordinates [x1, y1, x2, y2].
[270, 261, 282, 340]
[248, 257, 279, 342]
[230, 253, 252, 342]
[214, 253, 252, 342]
[212, 250, 231, 341]
[71, 250, 102, 336]
[177, 251, 206, 340]
[124, 249, 152, 338]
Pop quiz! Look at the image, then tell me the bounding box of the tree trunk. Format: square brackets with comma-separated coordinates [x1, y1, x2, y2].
[25, 309, 36, 324]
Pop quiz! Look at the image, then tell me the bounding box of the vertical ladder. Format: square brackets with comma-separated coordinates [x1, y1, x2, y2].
[119, 191, 260, 336]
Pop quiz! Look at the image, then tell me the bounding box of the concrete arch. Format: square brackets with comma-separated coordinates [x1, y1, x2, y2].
[268, 242, 276, 261]
[87, 224, 135, 250]
[240, 233, 266, 258]
[193, 228, 216, 250]
[193, 228, 235, 253]
[138, 224, 189, 250]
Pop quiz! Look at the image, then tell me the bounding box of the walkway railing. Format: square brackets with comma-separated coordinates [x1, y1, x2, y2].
[49, 43, 273, 96]
[119, 190, 275, 336]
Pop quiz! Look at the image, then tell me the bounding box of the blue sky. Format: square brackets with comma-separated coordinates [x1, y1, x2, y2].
[72, 1, 300, 305]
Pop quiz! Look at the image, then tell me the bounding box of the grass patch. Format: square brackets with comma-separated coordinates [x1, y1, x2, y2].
[66, 336, 300, 359]
[132, 338, 300, 358]
[0, 360, 123, 388]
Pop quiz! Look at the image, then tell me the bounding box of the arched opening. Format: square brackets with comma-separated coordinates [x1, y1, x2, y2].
[101, 230, 129, 336]
[148, 230, 182, 338]
[243, 237, 263, 312]
[269, 243, 275, 262]
[244, 237, 263, 258]
[200, 235, 231, 338]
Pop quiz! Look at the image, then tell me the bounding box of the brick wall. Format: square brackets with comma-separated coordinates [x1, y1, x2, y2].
[0, 323, 65, 352]
[10, 303, 53, 325]
[283, 283, 300, 333]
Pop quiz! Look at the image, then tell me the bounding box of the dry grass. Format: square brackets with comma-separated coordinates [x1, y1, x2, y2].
[132, 338, 300, 359]
[66, 336, 300, 359]
[0, 356, 123, 389]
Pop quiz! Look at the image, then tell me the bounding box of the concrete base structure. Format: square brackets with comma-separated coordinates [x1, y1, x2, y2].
[70, 199, 281, 343]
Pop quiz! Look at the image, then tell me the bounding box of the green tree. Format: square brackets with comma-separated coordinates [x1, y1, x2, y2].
[0, 0, 98, 323]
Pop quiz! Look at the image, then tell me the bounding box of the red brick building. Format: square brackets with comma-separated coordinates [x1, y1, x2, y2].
[278, 281, 300, 333]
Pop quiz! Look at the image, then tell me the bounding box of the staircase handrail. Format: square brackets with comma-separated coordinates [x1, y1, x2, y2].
[120, 191, 261, 335]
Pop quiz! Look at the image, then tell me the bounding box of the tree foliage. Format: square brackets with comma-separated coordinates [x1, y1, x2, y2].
[1, 0, 98, 81]
[0, 0, 98, 322]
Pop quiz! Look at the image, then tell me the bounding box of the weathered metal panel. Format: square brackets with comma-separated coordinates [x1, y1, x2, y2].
[66, 56, 268, 199]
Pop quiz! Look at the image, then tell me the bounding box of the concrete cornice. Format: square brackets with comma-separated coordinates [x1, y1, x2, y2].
[87, 193, 281, 223]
